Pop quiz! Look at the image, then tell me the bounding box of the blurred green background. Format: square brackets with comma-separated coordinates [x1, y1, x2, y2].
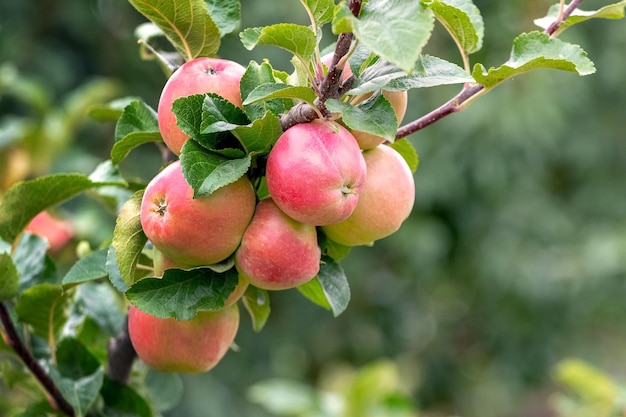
[1, 0, 626, 416]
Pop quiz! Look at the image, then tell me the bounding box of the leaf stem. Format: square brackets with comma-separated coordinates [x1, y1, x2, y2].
[395, 0, 586, 139]
[0, 302, 75, 416]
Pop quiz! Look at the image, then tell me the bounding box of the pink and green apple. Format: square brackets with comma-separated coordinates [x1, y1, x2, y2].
[265, 119, 366, 226]
[128, 304, 239, 373]
[235, 198, 321, 290]
[158, 57, 246, 155]
[140, 160, 256, 266]
[322, 144, 415, 246]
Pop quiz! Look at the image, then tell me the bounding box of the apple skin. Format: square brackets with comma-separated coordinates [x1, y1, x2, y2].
[26, 211, 74, 253]
[158, 57, 246, 155]
[322, 145, 415, 246]
[265, 119, 367, 226]
[140, 160, 256, 266]
[153, 250, 248, 307]
[128, 304, 239, 373]
[235, 198, 321, 290]
[321, 53, 408, 150]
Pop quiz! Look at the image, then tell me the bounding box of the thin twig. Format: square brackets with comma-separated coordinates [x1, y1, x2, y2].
[0, 302, 75, 416]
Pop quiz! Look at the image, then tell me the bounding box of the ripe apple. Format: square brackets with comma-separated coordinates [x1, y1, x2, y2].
[322, 145, 415, 246]
[140, 160, 256, 266]
[235, 198, 321, 290]
[158, 57, 246, 155]
[265, 119, 366, 226]
[26, 211, 74, 253]
[321, 53, 408, 149]
[128, 304, 239, 373]
[153, 250, 248, 307]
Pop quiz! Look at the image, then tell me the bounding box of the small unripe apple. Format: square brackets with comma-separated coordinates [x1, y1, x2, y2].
[266, 119, 366, 226]
[140, 160, 256, 266]
[235, 198, 321, 290]
[153, 250, 248, 307]
[128, 304, 239, 373]
[321, 53, 408, 150]
[322, 145, 414, 246]
[158, 57, 246, 155]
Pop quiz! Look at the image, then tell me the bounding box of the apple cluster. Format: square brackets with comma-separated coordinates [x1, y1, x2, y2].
[128, 57, 415, 373]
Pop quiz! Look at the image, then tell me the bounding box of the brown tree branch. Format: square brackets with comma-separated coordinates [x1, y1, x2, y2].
[395, 0, 586, 139]
[106, 315, 136, 384]
[0, 302, 75, 417]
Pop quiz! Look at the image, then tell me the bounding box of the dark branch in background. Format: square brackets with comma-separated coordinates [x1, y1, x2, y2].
[0, 303, 75, 417]
[279, 0, 362, 129]
[106, 315, 136, 384]
[395, 0, 586, 139]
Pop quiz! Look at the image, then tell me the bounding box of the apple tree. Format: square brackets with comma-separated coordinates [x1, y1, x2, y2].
[0, 0, 625, 415]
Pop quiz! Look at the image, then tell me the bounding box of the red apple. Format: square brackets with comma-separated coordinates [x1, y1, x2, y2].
[128, 304, 239, 373]
[158, 57, 246, 155]
[322, 53, 408, 149]
[322, 145, 414, 246]
[140, 160, 256, 266]
[153, 250, 248, 307]
[235, 198, 321, 290]
[265, 119, 366, 226]
[25, 211, 74, 253]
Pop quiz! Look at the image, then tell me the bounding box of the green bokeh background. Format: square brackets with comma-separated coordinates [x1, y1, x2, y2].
[1, 1, 626, 416]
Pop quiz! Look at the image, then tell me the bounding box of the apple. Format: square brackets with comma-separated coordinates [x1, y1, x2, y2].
[321, 53, 408, 149]
[153, 250, 248, 307]
[322, 145, 414, 246]
[265, 119, 366, 226]
[26, 211, 74, 253]
[128, 304, 239, 373]
[158, 57, 246, 155]
[235, 198, 321, 290]
[140, 160, 256, 266]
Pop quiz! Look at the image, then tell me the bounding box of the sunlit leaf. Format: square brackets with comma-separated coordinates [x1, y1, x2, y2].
[242, 286, 270, 332]
[240, 24, 317, 61]
[534, 1, 626, 36]
[0, 253, 19, 300]
[327, 94, 397, 142]
[425, 0, 484, 54]
[112, 191, 147, 289]
[62, 249, 109, 286]
[388, 139, 419, 172]
[206, 0, 241, 36]
[15, 283, 73, 342]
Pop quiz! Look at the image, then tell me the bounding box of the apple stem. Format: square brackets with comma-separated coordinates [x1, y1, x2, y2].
[0, 302, 76, 416]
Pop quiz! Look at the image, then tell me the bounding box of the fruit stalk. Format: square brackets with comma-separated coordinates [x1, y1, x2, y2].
[0, 302, 75, 416]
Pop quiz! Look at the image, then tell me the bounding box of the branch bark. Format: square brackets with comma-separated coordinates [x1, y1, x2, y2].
[106, 315, 136, 384]
[0, 302, 75, 417]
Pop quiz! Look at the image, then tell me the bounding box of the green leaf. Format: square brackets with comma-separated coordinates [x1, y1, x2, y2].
[0, 174, 120, 244]
[385, 55, 474, 91]
[327, 94, 398, 142]
[13, 233, 56, 292]
[247, 378, 317, 414]
[50, 366, 104, 417]
[0, 253, 18, 300]
[301, 0, 335, 26]
[144, 369, 184, 412]
[200, 93, 250, 134]
[112, 191, 147, 289]
[388, 139, 419, 173]
[76, 282, 125, 335]
[114, 100, 159, 142]
[240, 61, 288, 120]
[126, 267, 239, 320]
[233, 111, 283, 154]
[62, 249, 109, 286]
[101, 377, 152, 417]
[106, 246, 128, 293]
[206, 0, 241, 36]
[128, 0, 221, 60]
[319, 233, 352, 262]
[316, 258, 350, 317]
[172, 94, 206, 139]
[297, 277, 332, 311]
[240, 24, 317, 61]
[111, 132, 163, 166]
[243, 84, 317, 107]
[426, 0, 484, 54]
[534, 1, 626, 36]
[242, 286, 270, 332]
[15, 283, 73, 342]
[333, 0, 434, 73]
[472, 31, 596, 89]
[56, 337, 101, 378]
[180, 140, 251, 197]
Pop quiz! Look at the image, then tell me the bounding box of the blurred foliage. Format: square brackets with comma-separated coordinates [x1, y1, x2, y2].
[1, 0, 626, 417]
